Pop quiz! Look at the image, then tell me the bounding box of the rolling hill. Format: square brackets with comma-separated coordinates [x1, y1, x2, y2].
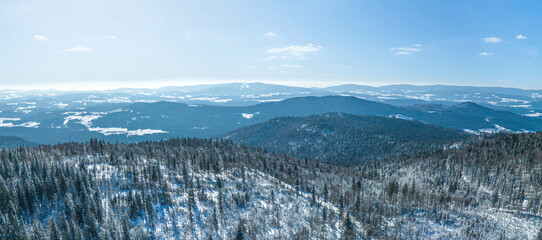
[0, 136, 38, 148]
[0, 96, 541, 144]
[223, 113, 469, 164]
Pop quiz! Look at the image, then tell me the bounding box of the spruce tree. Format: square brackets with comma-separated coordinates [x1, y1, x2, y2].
[234, 220, 245, 240]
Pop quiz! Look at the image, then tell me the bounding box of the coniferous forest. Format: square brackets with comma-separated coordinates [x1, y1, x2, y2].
[1, 133, 542, 239]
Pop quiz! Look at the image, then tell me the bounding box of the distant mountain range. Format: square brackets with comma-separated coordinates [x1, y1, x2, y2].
[223, 113, 469, 164]
[2, 82, 542, 116]
[0, 95, 540, 144]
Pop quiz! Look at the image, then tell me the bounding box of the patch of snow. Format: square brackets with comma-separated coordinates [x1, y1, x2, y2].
[0, 118, 21, 127]
[390, 114, 413, 121]
[127, 129, 168, 136]
[256, 99, 284, 102]
[15, 105, 36, 113]
[463, 129, 480, 135]
[404, 93, 435, 101]
[509, 104, 531, 108]
[64, 115, 102, 127]
[241, 113, 254, 119]
[88, 127, 168, 136]
[499, 97, 531, 104]
[54, 102, 69, 108]
[0, 118, 39, 128]
[20, 121, 40, 128]
[241, 112, 261, 119]
[212, 99, 232, 103]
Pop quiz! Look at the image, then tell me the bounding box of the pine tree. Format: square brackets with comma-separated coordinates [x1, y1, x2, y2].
[234, 220, 245, 240]
[47, 217, 61, 240]
[340, 216, 356, 240]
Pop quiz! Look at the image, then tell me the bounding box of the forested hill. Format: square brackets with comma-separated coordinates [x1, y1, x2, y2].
[0, 136, 37, 149]
[223, 113, 469, 164]
[1, 134, 542, 239]
[364, 132, 542, 239]
[0, 138, 360, 239]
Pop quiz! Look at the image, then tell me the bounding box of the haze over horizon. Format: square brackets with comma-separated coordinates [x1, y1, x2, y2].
[2, 80, 542, 92]
[2, 0, 542, 89]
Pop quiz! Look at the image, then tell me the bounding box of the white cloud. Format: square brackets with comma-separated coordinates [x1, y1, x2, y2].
[280, 64, 304, 68]
[395, 51, 412, 55]
[266, 44, 322, 59]
[264, 32, 279, 37]
[34, 35, 48, 41]
[516, 34, 527, 40]
[482, 37, 502, 43]
[61, 45, 92, 53]
[392, 47, 420, 52]
[391, 45, 422, 55]
[103, 35, 116, 39]
[478, 52, 493, 56]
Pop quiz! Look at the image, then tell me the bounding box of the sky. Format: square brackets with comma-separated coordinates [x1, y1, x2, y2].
[1, 0, 542, 90]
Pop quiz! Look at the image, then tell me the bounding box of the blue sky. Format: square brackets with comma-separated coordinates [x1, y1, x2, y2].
[1, 0, 541, 90]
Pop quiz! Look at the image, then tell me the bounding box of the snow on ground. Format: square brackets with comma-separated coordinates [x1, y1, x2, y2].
[189, 97, 233, 103]
[64, 114, 102, 127]
[256, 99, 284, 102]
[62, 109, 167, 136]
[242, 113, 254, 119]
[241, 112, 260, 119]
[0, 117, 40, 128]
[241, 92, 290, 99]
[385, 208, 541, 239]
[463, 129, 479, 135]
[510, 104, 532, 108]
[87, 127, 168, 136]
[391, 114, 414, 121]
[79, 153, 347, 240]
[54, 102, 69, 108]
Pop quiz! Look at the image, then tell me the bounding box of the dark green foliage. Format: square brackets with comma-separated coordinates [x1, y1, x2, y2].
[0, 132, 541, 239]
[0, 137, 356, 239]
[0, 136, 37, 149]
[340, 217, 356, 240]
[225, 113, 468, 164]
[234, 220, 245, 240]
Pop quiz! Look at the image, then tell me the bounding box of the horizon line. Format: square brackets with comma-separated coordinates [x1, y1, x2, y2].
[0, 79, 539, 92]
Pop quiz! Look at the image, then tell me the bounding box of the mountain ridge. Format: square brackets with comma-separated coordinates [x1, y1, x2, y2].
[223, 112, 469, 164]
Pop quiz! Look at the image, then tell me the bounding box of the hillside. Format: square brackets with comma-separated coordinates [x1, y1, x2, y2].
[223, 113, 469, 164]
[0, 136, 37, 148]
[0, 138, 358, 239]
[2, 96, 540, 144]
[367, 132, 542, 239]
[1, 134, 542, 239]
